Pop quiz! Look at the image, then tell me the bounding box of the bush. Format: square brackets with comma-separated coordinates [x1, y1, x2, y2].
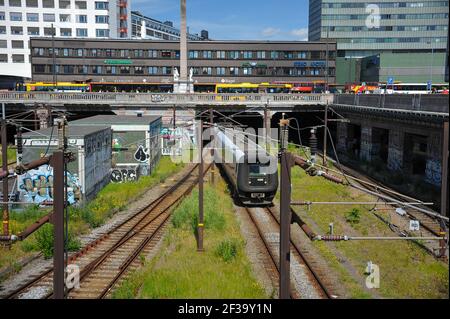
[215, 239, 239, 262]
[35, 224, 81, 258]
[346, 208, 361, 225]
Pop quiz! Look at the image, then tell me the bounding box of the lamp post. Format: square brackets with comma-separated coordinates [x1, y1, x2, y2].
[51, 23, 57, 88]
[427, 40, 435, 93]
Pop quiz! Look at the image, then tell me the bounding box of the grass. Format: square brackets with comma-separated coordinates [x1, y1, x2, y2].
[283, 151, 449, 299]
[0, 157, 184, 272]
[0, 146, 16, 166]
[112, 178, 268, 299]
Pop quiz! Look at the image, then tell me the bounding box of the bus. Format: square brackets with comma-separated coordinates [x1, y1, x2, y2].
[215, 83, 293, 94]
[17, 82, 90, 92]
[377, 83, 449, 94]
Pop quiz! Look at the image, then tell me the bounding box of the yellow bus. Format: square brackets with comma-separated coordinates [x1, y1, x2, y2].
[215, 83, 259, 94]
[18, 82, 90, 92]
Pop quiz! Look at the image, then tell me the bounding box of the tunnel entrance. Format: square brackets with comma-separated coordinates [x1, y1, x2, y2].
[404, 133, 427, 176]
[372, 127, 389, 164]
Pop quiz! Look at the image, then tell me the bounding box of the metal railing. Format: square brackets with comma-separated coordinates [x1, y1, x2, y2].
[0, 92, 333, 106]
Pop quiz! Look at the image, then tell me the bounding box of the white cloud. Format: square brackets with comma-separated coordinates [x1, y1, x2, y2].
[290, 28, 308, 41]
[261, 27, 281, 38]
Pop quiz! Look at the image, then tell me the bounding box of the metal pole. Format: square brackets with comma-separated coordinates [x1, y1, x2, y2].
[279, 115, 291, 299]
[51, 24, 56, 88]
[52, 150, 65, 299]
[197, 118, 204, 251]
[323, 102, 328, 167]
[1, 103, 9, 240]
[209, 108, 214, 185]
[440, 121, 449, 257]
[325, 27, 329, 93]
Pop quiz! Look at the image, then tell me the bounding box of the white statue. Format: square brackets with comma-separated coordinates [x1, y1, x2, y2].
[173, 67, 180, 81]
[189, 67, 193, 82]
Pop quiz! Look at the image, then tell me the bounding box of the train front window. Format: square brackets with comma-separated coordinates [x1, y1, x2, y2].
[249, 164, 268, 176]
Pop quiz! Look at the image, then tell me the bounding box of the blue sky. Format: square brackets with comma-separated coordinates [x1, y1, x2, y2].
[132, 0, 310, 40]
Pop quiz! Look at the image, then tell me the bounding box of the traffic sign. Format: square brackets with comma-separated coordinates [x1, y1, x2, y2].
[427, 81, 432, 91]
[387, 77, 394, 85]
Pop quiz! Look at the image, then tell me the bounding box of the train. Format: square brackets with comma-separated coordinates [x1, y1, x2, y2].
[213, 126, 278, 206]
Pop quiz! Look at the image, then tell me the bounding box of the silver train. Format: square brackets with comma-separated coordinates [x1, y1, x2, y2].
[213, 127, 279, 206]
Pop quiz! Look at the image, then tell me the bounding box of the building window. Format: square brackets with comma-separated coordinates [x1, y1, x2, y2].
[78, 65, 88, 74]
[75, 1, 86, 9]
[59, 0, 70, 9]
[134, 50, 144, 58]
[120, 66, 130, 74]
[243, 67, 252, 75]
[44, 27, 54, 36]
[257, 51, 266, 59]
[162, 66, 172, 75]
[60, 28, 72, 36]
[0, 54, 8, 63]
[297, 51, 307, 59]
[243, 51, 253, 59]
[60, 14, 70, 22]
[119, 49, 129, 57]
[216, 67, 225, 76]
[43, 13, 55, 22]
[106, 66, 116, 74]
[230, 51, 239, 59]
[92, 65, 102, 74]
[203, 51, 212, 59]
[74, 48, 83, 57]
[11, 40, 24, 48]
[12, 54, 25, 63]
[229, 67, 239, 75]
[33, 47, 44, 56]
[76, 28, 87, 37]
[189, 51, 199, 59]
[26, 13, 39, 22]
[26, 0, 37, 7]
[217, 51, 225, 59]
[11, 26, 23, 35]
[10, 12, 22, 21]
[0, 26, 6, 34]
[270, 51, 279, 59]
[96, 29, 109, 37]
[42, 0, 54, 8]
[95, 15, 109, 24]
[62, 65, 74, 74]
[148, 66, 157, 75]
[0, 40, 7, 48]
[76, 15, 87, 23]
[9, 0, 21, 7]
[0, 12, 5, 20]
[148, 50, 157, 58]
[134, 66, 144, 74]
[27, 27, 39, 35]
[161, 51, 172, 58]
[95, 1, 108, 10]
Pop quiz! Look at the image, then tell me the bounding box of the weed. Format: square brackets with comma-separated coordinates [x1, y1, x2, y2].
[346, 208, 361, 225]
[35, 224, 81, 258]
[215, 239, 239, 262]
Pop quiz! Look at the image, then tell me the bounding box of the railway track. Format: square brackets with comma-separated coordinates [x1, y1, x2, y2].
[3, 164, 207, 299]
[243, 205, 332, 299]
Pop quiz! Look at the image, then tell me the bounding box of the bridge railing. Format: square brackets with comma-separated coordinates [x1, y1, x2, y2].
[0, 92, 332, 106]
[334, 94, 449, 114]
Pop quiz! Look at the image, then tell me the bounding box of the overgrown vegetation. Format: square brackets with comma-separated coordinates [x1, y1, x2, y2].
[1, 157, 184, 269]
[113, 180, 267, 299]
[283, 148, 449, 299]
[0, 146, 16, 166]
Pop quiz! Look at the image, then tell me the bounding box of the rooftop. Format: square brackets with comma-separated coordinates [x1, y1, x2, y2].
[22, 125, 110, 139]
[70, 115, 161, 126]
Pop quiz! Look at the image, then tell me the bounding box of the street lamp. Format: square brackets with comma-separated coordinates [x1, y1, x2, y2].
[427, 40, 435, 93]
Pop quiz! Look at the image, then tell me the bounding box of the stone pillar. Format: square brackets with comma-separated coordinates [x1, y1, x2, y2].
[425, 133, 442, 186]
[387, 129, 404, 171]
[180, 0, 188, 81]
[360, 126, 373, 162]
[336, 122, 348, 153]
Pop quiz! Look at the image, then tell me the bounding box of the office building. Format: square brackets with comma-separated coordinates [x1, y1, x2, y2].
[0, 0, 131, 83]
[29, 38, 337, 85]
[308, 0, 449, 83]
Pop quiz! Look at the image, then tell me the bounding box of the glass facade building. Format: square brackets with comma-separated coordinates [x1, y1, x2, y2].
[308, 0, 449, 83]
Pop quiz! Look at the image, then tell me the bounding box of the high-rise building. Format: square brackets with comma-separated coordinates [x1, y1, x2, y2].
[309, 0, 449, 83]
[131, 11, 204, 41]
[0, 0, 131, 83]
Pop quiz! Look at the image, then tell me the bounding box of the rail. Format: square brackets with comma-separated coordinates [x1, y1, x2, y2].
[0, 92, 333, 106]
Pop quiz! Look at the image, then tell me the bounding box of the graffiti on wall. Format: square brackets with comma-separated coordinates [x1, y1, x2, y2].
[111, 168, 139, 183]
[425, 159, 442, 186]
[134, 145, 150, 163]
[18, 165, 82, 204]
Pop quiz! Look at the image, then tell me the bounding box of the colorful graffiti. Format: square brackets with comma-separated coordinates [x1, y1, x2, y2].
[425, 159, 442, 186]
[18, 165, 82, 204]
